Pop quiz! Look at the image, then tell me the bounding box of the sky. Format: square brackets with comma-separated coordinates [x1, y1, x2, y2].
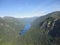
[0, 0, 60, 18]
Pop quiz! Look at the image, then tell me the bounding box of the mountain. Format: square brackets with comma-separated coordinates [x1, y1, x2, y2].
[19, 11, 60, 45]
[32, 11, 60, 27]
[0, 11, 60, 45]
[0, 16, 25, 45]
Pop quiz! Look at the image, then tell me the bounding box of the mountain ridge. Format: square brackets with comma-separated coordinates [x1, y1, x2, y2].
[19, 11, 60, 45]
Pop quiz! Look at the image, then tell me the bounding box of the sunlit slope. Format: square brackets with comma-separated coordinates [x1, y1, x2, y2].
[0, 16, 37, 45]
[0, 17, 25, 45]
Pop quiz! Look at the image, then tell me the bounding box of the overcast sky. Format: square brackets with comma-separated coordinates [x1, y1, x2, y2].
[0, 0, 60, 18]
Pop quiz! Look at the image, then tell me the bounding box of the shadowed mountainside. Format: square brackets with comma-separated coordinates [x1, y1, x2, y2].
[19, 11, 60, 45]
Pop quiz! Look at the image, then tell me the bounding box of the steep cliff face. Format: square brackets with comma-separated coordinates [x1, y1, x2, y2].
[48, 18, 60, 37]
[39, 12, 60, 45]
[48, 18, 60, 45]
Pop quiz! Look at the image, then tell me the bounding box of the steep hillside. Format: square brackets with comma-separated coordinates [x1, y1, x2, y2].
[0, 17, 25, 45]
[19, 11, 60, 45]
[32, 11, 60, 27]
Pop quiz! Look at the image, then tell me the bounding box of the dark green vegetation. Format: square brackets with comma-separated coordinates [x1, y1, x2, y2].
[0, 11, 60, 45]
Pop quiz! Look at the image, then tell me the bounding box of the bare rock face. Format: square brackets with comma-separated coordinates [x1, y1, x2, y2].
[48, 18, 60, 37]
[48, 18, 60, 45]
[39, 17, 60, 45]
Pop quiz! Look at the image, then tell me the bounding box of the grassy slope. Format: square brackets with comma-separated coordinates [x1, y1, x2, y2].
[0, 17, 25, 45]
